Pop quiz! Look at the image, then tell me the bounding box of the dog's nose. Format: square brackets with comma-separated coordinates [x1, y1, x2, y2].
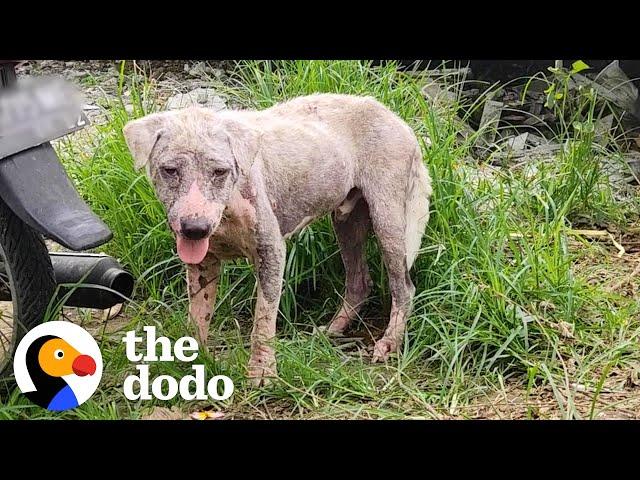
[180, 217, 211, 240]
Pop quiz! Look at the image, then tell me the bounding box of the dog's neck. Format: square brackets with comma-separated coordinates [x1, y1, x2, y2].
[219, 186, 258, 232]
[210, 186, 259, 260]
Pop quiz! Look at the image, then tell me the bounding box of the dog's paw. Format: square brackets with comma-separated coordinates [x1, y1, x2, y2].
[371, 337, 399, 363]
[325, 315, 352, 336]
[315, 324, 345, 338]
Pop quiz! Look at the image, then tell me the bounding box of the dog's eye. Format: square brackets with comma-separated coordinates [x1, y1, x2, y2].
[161, 166, 179, 178]
[213, 168, 229, 177]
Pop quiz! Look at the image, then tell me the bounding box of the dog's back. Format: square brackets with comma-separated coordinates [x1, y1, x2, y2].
[253, 93, 419, 169]
[256, 93, 431, 268]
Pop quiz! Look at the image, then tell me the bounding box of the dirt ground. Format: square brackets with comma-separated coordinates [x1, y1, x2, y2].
[463, 242, 640, 420]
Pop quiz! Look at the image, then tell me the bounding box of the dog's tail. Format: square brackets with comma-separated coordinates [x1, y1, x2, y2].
[404, 144, 432, 270]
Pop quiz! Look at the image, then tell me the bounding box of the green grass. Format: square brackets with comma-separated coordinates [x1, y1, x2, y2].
[2, 60, 640, 419]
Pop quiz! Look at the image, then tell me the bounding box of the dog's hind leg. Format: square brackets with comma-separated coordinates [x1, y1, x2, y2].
[363, 188, 418, 363]
[361, 146, 430, 361]
[186, 255, 221, 344]
[326, 195, 372, 335]
[371, 220, 416, 363]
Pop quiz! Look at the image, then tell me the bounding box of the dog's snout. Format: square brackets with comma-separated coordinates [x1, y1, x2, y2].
[180, 217, 211, 240]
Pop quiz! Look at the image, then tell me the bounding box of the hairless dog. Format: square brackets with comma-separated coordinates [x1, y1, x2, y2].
[123, 93, 432, 386]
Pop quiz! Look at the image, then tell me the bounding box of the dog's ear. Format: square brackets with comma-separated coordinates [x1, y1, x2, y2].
[222, 118, 260, 177]
[123, 113, 171, 170]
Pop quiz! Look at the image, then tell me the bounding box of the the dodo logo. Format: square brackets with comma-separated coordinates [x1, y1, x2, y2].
[13, 321, 103, 411]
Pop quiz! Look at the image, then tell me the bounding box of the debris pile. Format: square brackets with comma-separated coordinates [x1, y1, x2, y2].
[419, 60, 640, 186]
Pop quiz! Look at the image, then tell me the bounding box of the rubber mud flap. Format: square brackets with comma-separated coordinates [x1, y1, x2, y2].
[0, 142, 113, 250]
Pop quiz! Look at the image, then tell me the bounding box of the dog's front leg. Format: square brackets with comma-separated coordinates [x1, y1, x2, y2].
[248, 238, 286, 386]
[186, 255, 221, 345]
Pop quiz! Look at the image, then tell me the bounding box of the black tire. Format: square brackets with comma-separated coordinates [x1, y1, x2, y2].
[0, 197, 56, 386]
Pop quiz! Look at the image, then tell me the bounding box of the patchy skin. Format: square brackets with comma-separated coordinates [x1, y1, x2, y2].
[208, 189, 258, 259]
[185, 189, 259, 344]
[372, 301, 409, 362]
[370, 255, 417, 361]
[123, 93, 433, 384]
[175, 181, 224, 229]
[247, 282, 280, 386]
[326, 197, 372, 335]
[186, 255, 220, 342]
[248, 234, 285, 386]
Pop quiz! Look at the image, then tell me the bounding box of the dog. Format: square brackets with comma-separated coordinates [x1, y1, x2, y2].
[123, 93, 432, 385]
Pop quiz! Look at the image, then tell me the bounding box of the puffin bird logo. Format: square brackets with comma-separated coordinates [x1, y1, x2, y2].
[13, 321, 103, 411]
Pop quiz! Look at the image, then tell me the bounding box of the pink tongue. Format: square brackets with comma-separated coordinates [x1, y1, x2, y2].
[176, 236, 210, 264]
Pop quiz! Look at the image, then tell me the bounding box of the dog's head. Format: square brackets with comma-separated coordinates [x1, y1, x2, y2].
[123, 108, 259, 264]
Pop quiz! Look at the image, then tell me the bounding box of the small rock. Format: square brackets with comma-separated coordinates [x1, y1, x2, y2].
[102, 303, 123, 321]
[187, 61, 216, 78]
[505, 133, 529, 151]
[66, 70, 88, 80]
[165, 88, 227, 111]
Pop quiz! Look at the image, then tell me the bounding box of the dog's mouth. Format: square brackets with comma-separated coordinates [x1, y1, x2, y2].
[176, 235, 211, 264]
